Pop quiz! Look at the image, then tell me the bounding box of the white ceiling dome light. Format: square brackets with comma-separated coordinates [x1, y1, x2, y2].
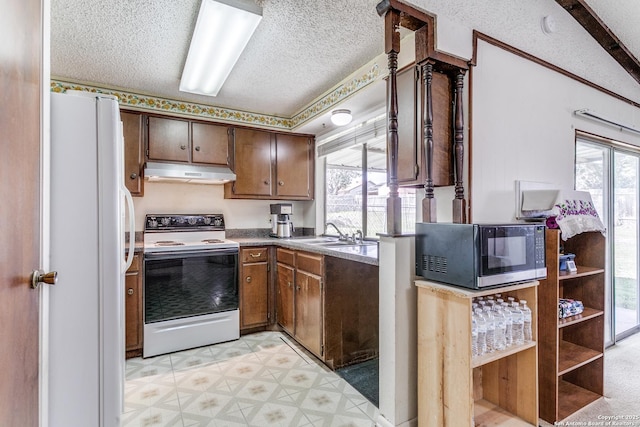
[331, 109, 353, 126]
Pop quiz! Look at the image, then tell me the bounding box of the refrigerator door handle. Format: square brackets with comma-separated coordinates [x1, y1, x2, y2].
[123, 187, 136, 272]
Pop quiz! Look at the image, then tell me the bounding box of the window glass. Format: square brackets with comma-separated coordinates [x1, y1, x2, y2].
[324, 134, 416, 238]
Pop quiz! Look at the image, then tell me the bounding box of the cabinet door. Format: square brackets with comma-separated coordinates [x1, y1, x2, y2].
[396, 65, 420, 185]
[276, 263, 295, 335]
[295, 270, 323, 357]
[229, 128, 273, 196]
[121, 111, 144, 196]
[147, 116, 190, 162]
[240, 262, 269, 328]
[191, 122, 230, 165]
[125, 255, 142, 354]
[275, 134, 313, 199]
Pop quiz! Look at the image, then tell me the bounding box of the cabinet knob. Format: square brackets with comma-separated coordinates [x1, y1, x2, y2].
[264, 180, 270, 185]
[278, 180, 284, 186]
[180, 144, 187, 150]
[296, 286, 301, 291]
[195, 146, 201, 151]
[127, 288, 134, 295]
[129, 173, 137, 180]
[288, 281, 292, 288]
[246, 276, 252, 283]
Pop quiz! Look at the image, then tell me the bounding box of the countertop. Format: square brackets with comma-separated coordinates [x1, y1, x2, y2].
[230, 237, 379, 266]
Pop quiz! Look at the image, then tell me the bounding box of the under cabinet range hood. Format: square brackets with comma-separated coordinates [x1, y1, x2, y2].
[144, 162, 236, 184]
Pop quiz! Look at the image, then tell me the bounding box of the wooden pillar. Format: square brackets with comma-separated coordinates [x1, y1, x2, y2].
[421, 61, 436, 223]
[452, 69, 467, 224]
[385, 10, 402, 235]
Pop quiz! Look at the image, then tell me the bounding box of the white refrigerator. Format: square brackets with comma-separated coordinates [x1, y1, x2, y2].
[49, 91, 135, 426]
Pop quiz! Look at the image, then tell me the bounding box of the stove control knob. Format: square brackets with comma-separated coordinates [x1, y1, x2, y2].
[148, 217, 158, 228]
[203, 217, 212, 225]
[213, 217, 223, 226]
[188, 217, 197, 225]
[161, 217, 170, 226]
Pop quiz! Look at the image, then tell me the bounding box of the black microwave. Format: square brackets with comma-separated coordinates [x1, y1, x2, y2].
[415, 223, 546, 289]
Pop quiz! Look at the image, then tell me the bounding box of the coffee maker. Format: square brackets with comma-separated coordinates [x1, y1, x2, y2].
[270, 203, 294, 238]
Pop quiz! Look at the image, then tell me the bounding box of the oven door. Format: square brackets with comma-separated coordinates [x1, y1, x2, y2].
[144, 248, 238, 324]
[143, 248, 239, 357]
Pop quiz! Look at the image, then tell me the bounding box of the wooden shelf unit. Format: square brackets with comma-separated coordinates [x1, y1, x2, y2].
[538, 229, 605, 424]
[416, 279, 539, 427]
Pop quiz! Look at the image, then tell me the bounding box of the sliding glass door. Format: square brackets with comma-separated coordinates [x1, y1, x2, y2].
[576, 138, 640, 343]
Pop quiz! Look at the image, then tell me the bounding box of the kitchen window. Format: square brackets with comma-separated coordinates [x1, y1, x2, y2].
[319, 114, 416, 238]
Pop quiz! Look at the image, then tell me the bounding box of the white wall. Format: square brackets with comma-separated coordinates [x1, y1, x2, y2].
[470, 39, 640, 223]
[132, 181, 314, 231]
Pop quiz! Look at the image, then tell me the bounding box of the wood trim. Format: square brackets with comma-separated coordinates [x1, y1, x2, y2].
[471, 31, 640, 109]
[555, 0, 640, 85]
[576, 129, 640, 155]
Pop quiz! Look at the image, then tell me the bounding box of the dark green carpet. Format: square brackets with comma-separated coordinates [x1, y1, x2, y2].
[335, 358, 379, 407]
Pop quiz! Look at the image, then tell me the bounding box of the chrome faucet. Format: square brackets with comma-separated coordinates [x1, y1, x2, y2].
[353, 230, 363, 244]
[325, 222, 347, 240]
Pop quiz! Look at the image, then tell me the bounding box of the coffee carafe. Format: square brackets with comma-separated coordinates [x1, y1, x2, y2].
[270, 203, 294, 238]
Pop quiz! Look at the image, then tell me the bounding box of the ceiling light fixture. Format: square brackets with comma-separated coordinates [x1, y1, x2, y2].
[331, 109, 353, 126]
[179, 0, 262, 97]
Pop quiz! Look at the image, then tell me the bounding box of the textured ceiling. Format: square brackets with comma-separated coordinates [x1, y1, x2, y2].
[51, 0, 640, 133]
[51, 0, 384, 118]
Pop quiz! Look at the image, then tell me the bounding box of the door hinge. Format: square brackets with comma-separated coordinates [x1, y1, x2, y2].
[415, 164, 419, 175]
[267, 264, 270, 272]
[146, 149, 149, 157]
[267, 312, 271, 320]
[146, 117, 149, 125]
[321, 345, 324, 356]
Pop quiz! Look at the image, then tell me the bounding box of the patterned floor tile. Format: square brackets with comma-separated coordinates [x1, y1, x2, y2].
[121, 406, 184, 427]
[123, 332, 377, 427]
[240, 401, 313, 427]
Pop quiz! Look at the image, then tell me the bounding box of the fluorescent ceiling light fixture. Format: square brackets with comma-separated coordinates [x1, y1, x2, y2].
[180, 0, 262, 97]
[331, 109, 353, 126]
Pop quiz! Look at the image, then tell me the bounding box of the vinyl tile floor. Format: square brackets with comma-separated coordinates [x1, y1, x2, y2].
[122, 331, 379, 427]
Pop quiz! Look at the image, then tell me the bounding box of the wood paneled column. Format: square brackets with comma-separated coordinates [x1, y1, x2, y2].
[421, 61, 436, 222]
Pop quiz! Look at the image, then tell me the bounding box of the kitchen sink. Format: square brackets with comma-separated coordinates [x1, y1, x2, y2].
[292, 236, 377, 247]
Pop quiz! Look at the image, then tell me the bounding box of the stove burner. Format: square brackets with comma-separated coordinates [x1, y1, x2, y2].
[202, 239, 224, 244]
[155, 241, 185, 246]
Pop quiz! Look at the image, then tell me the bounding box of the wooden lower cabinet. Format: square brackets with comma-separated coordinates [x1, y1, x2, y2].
[276, 247, 378, 369]
[125, 254, 143, 358]
[416, 279, 539, 426]
[276, 258, 295, 335]
[294, 254, 323, 357]
[239, 247, 270, 330]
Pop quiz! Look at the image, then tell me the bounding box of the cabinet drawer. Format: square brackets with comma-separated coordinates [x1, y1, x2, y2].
[127, 254, 140, 273]
[276, 248, 295, 266]
[241, 247, 268, 263]
[296, 252, 323, 276]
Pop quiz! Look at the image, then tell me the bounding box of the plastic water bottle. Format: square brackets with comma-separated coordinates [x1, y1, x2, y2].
[482, 306, 495, 353]
[510, 302, 524, 345]
[501, 302, 513, 347]
[471, 314, 479, 357]
[520, 300, 533, 342]
[492, 305, 507, 351]
[474, 308, 487, 356]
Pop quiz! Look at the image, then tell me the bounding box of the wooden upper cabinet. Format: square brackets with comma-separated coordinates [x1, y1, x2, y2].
[225, 128, 315, 200]
[396, 64, 454, 188]
[191, 122, 230, 165]
[275, 134, 313, 198]
[228, 128, 273, 197]
[147, 116, 190, 162]
[121, 111, 144, 196]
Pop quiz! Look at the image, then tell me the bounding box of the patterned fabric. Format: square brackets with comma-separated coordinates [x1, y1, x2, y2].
[552, 191, 605, 241]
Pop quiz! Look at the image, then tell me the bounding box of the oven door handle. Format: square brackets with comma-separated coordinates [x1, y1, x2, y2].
[144, 248, 239, 260]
